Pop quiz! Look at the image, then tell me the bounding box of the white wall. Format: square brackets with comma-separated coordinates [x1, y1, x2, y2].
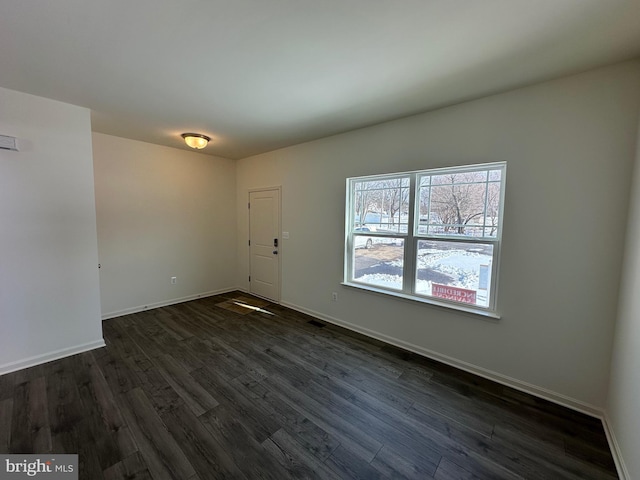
[0, 87, 103, 373]
[606, 114, 640, 479]
[237, 60, 640, 411]
[93, 133, 237, 317]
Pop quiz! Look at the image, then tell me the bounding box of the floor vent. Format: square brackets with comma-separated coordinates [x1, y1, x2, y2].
[307, 320, 326, 328]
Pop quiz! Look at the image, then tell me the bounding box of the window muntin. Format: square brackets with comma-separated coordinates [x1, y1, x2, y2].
[345, 162, 505, 315]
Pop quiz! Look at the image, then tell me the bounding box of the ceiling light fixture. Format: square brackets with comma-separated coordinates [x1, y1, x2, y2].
[181, 133, 210, 149]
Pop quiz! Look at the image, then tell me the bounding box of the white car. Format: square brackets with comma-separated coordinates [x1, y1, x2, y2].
[353, 227, 374, 249]
[354, 226, 405, 249]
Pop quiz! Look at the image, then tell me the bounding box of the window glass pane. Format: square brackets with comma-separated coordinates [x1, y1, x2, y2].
[415, 169, 501, 238]
[431, 174, 453, 185]
[353, 238, 405, 290]
[488, 169, 502, 181]
[352, 177, 410, 234]
[415, 240, 493, 307]
[483, 181, 501, 237]
[417, 179, 429, 235]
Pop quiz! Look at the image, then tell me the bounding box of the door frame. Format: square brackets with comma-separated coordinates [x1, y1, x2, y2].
[248, 186, 282, 303]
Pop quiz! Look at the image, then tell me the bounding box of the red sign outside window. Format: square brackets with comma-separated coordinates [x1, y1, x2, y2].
[432, 284, 477, 304]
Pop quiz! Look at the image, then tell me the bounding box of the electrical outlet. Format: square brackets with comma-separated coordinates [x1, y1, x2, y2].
[171, 276, 177, 284]
[332, 292, 338, 302]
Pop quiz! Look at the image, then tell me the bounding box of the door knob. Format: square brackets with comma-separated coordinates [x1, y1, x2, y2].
[273, 250, 278, 255]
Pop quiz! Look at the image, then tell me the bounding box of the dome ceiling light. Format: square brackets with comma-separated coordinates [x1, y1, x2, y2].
[181, 133, 210, 149]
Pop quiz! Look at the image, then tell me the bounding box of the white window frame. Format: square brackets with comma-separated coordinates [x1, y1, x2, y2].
[343, 162, 506, 318]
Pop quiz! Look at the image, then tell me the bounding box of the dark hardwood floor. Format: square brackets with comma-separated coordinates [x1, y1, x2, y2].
[0, 292, 618, 479]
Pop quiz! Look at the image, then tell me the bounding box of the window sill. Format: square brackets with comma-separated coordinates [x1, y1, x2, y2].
[341, 281, 501, 320]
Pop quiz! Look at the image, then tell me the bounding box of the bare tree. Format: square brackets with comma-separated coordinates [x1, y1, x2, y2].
[354, 180, 382, 226]
[380, 179, 409, 228]
[429, 172, 487, 235]
[356, 171, 500, 237]
[484, 181, 501, 236]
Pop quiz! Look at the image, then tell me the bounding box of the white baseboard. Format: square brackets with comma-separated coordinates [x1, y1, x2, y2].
[101, 287, 239, 320]
[602, 413, 630, 480]
[0, 339, 106, 376]
[280, 300, 603, 418]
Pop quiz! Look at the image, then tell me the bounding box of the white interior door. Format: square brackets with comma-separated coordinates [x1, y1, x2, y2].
[249, 188, 280, 302]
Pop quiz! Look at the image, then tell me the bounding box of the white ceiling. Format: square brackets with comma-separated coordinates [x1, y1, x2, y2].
[2, 1, 640, 159]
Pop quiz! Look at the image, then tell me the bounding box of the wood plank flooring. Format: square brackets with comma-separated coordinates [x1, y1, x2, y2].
[0, 292, 618, 479]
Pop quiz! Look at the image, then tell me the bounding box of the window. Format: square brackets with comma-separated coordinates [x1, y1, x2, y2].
[344, 162, 506, 316]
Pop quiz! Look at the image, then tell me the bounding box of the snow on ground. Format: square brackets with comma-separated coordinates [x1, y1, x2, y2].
[358, 274, 403, 290]
[356, 248, 492, 305]
[416, 248, 490, 289]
